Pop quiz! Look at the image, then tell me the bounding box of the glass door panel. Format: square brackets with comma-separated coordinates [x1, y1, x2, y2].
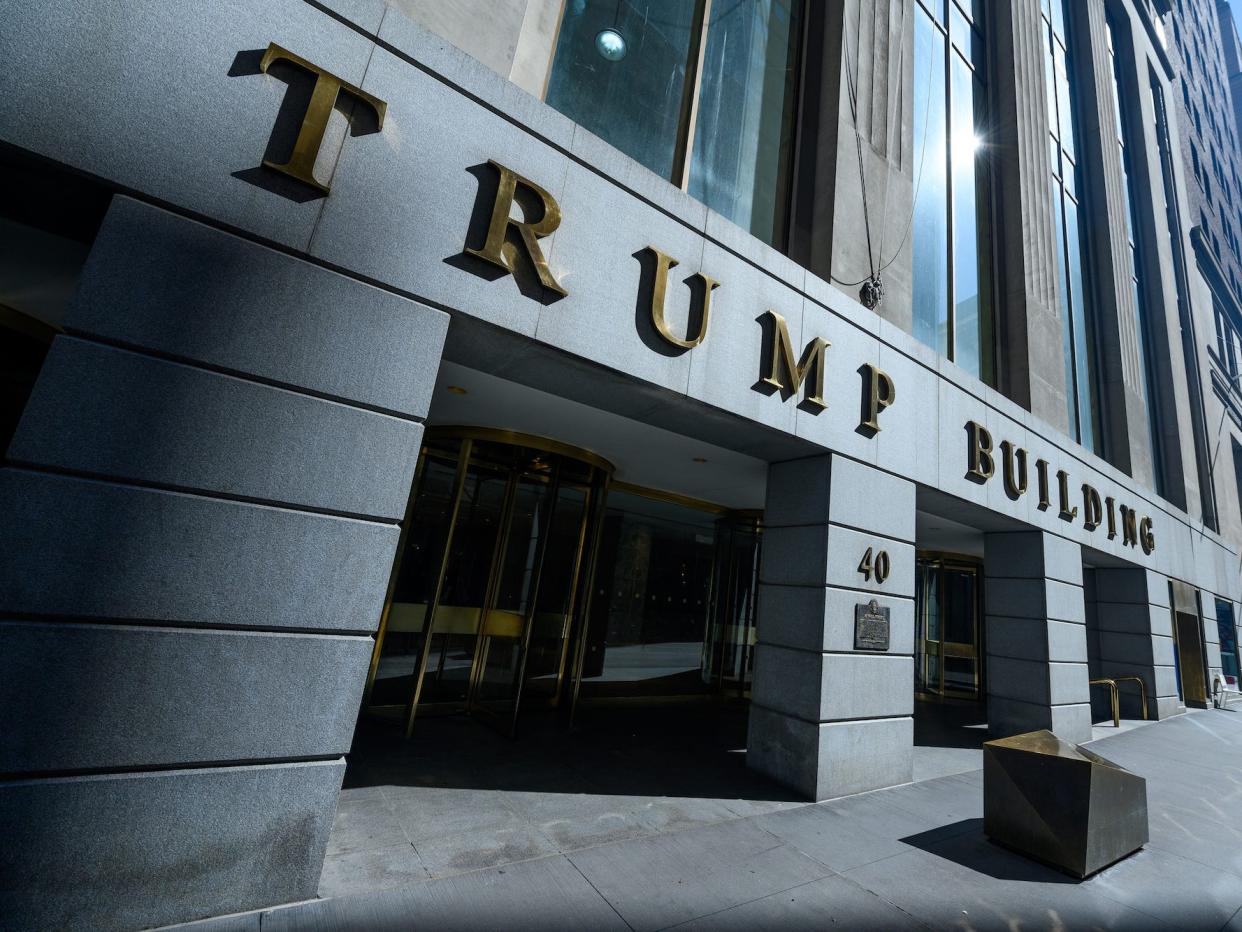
[471, 474, 556, 721]
[369, 451, 462, 709]
[365, 429, 613, 737]
[701, 515, 762, 694]
[522, 484, 589, 706]
[577, 490, 718, 701]
[917, 563, 943, 694]
[941, 568, 979, 695]
[421, 462, 509, 706]
[915, 556, 981, 700]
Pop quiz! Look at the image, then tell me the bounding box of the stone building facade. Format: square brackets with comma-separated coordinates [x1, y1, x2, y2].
[1, 0, 1241, 929]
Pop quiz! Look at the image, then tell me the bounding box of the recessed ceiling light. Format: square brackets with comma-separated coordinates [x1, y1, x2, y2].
[446, 385, 468, 395]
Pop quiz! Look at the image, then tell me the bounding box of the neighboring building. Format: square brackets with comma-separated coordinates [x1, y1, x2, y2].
[1169, 0, 1242, 303]
[1, 0, 1242, 929]
[1167, 0, 1242, 684]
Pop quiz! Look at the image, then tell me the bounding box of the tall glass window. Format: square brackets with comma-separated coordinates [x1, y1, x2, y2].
[911, 0, 995, 383]
[1106, 14, 1164, 492]
[546, 0, 802, 248]
[1216, 599, 1239, 683]
[1041, 0, 1099, 451]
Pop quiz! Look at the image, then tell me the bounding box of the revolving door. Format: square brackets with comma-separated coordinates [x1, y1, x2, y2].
[915, 555, 983, 700]
[364, 428, 612, 737]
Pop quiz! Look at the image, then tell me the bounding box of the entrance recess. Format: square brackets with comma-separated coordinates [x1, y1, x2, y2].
[1173, 608, 1209, 706]
[363, 428, 612, 737]
[915, 555, 983, 700]
[575, 489, 760, 705]
[364, 428, 762, 738]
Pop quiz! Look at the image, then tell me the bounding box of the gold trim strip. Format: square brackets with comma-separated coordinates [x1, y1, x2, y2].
[611, 480, 743, 517]
[426, 425, 616, 476]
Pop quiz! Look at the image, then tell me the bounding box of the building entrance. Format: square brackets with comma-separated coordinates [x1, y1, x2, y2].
[1173, 608, 1210, 706]
[364, 429, 610, 737]
[364, 428, 760, 739]
[914, 555, 984, 701]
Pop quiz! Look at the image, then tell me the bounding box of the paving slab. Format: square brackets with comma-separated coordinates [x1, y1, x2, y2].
[413, 821, 560, 879]
[264, 855, 627, 932]
[1084, 845, 1242, 929]
[668, 873, 927, 930]
[381, 786, 526, 844]
[751, 791, 948, 873]
[841, 830, 1174, 930]
[504, 790, 657, 851]
[869, 770, 984, 825]
[324, 795, 408, 856]
[166, 708, 1242, 931]
[1145, 802, 1242, 879]
[317, 843, 429, 898]
[566, 817, 831, 931]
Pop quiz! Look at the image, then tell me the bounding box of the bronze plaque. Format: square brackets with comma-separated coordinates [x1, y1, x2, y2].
[854, 599, 890, 651]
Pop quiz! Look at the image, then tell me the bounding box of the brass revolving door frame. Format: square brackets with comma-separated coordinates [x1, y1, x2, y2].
[915, 552, 984, 702]
[363, 427, 614, 738]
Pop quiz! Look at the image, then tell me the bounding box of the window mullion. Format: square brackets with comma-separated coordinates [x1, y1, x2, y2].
[673, 0, 714, 190]
[945, 25, 956, 362]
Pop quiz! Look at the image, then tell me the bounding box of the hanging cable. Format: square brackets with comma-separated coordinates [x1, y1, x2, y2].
[874, 0, 908, 273]
[829, 0, 925, 308]
[841, 4, 877, 280]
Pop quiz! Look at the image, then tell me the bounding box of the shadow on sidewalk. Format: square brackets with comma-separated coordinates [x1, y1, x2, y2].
[900, 818, 1081, 884]
[343, 700, 801, 803]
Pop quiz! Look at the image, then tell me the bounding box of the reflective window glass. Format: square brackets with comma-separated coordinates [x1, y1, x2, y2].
[1217, 599, 1240, 681]
[913, 8, 950, 356]
[1042, 29, 1059, 138]
[1054, 42, 1076, 156]
[1042, 0, 1099, 451]
[912, 2, 994, 382]
[1064, 196, 1096, 450]
[951, 54, 987, 378]
[546, 0, 697, 181]
[689, 0, 802, 247]
[547, 0, 802, 248]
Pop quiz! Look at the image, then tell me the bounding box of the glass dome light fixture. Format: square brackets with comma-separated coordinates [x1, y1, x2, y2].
[593, 26, 625, 61]
[595, 0, 628, 62]
[595, 26, 627, 61]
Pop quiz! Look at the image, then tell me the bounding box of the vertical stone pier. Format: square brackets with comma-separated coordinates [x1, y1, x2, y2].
[0, 197, 448, 930]
[748, 455, 916, 800]
[984, 530, 1092, 743]
[1093, 568, 1181, 720]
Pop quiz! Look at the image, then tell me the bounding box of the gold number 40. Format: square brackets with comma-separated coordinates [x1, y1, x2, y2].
[858, 547, 890, 584]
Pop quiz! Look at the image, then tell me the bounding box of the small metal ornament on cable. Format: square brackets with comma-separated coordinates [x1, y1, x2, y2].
[859, 274, 883, 310]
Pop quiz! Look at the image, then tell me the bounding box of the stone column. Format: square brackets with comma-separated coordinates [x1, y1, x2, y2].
[1093, 568, 1181, 720]
[983, 531, 1092, 743]
[991, 0, 1071, 430]
[748, 454, 915, 800]
[0, 198, 448, 930]
[1065, 0, 1155, 483]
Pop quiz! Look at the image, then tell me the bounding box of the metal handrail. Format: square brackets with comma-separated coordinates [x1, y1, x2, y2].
[1112, 675, 1149, 720]
[1089, 678, 1120, 727]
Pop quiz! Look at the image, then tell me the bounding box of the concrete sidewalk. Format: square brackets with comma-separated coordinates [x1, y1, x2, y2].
[177, 708, 1242, 931]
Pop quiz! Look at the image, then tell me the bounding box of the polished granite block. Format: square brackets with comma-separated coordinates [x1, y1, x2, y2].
[983, 730, 1148, 878]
